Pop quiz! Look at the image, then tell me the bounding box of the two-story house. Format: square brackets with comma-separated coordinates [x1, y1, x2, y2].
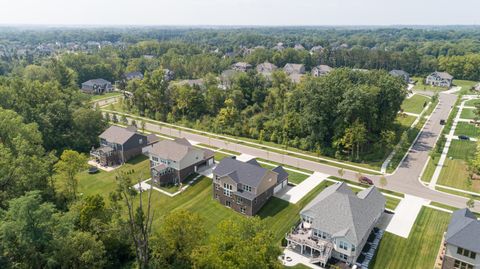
[389, 69, 410, 83]
[149, 138, 214, 186]
[284, 63, 306, 83]
[442, 208, 480, 269]
[81, 78, 113, 94]
[426, 71, 454, 87]
[212, 157, 288, 216]
[90, 125, 148, 166]
[231, 62, 253, 72]
[256, 62, 278, 77]
[285, 182, 385, 267]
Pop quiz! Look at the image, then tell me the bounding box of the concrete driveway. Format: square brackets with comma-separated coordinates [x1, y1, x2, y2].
[275, 172, 328, 204]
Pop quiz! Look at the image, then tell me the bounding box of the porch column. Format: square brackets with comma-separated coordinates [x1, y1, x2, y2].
[310, 247, 313, 256]
[301, 245, 304, 254]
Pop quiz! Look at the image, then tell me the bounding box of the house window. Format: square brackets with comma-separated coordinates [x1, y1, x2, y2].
[454, 260, 474, 269]
[152, 156, 159, 162]
[457, 247, 476, 259]
[243, 185, 252, 192]
[139, 138, 143, 144]
[240, 207, 246, 214]
[351, 245, 356, 252]
[215, 194, 218, 199]
[225, 201, 231, 208]
[237, 197, 243, 204]
[215, 185, 219, 191]
[339, 253, 348, 260]
[223, 183, 232, 197]
[339, 241, 348, 250]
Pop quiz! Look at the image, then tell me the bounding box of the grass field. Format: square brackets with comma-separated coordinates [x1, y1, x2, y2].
[454, 122, 480, 138]
[447, 140, 476, 160]
[370, 207, 451, 269]
[401, 94, 430, 114]
[455, 80, 478, 95]
[395, 114, 417, 128]
[79, 156, 335, 244]
[89, 92, 123, 101]
[460, 108, 477, 120]
[421, 154, 440, 183]
[465, 99, 480, 107]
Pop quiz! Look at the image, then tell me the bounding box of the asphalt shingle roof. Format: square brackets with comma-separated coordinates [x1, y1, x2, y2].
[445, 208, 480, 253]
[213, 157, 269, 188]
[301, 182, 385, 245]
[99, 125, 137, 145]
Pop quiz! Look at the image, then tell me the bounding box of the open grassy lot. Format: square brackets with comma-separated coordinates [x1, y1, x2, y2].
[460, 108, 477, 120]
[79, 156, 335, 244]
[401, 94, 430, 114]
[446, 139, 476, 160]
[465, 99, 480, 107]
[370, 207, 451, 269]
[89, 91, 123, 101]
[455, 80, 478, 95]
[454, 122, 480, 138]
[395, 114, 417, 128]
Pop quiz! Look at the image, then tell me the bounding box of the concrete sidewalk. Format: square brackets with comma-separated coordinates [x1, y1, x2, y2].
[386, 195, 430, 238]
[275, 172, 329, 204]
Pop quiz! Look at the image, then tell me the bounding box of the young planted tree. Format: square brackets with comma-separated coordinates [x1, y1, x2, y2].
[54, 150, 88, 200]
[379, 176, 388, 188]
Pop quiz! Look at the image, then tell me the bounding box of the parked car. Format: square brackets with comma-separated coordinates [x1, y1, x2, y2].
[458, 135, 470, 140]
[440, 119, 446, 125]
[359, 176, 374, 185]
[88, 166, 99, 174]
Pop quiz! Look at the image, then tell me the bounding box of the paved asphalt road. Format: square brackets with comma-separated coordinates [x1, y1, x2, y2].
[98, 91, 480, 212]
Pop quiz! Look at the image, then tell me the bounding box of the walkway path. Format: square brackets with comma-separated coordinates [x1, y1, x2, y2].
[385, 195, 430, 238]
[275, 172, 328, 204]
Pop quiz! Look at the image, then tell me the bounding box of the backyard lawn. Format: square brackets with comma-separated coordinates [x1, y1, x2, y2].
[465, 99, 480, 107]
[89, 91, 123, 101]
[460, 108, 477, 120]
[401, 94, 430, 114]
[78, 156, 335, 244]
[370, 207, 451, 269]
[454, 122, 480, 138]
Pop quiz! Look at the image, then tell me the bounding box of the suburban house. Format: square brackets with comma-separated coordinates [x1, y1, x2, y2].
[310, 45, 324, 54]
[312, 65, 333, 77]
[212, 157, 288, 216]
[294, 44, 305, 50]
[123, 71, 144, 81]
[220, 69, 239, 89]
[231, 62, 253, 72]
[174, 79, 205, 89]
[81, 78, 113, 94]
[90, 125, 148, 166]
[285, 182, 386, 267]
[284, 63, 306, 83]
[149, 138, 214, 186]
[389, 69, 410, 83]
[273, 42, 285, 51]
[441, 208, 480, 269]
[426, 71, 454, 87]
[256, 62, 278, 77]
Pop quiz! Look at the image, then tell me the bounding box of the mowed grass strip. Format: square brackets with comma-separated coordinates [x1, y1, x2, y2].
[370, 207, 451, 269]
[454, 122, 480, 138]
[465, 99, 480, 107]
[460, 108, 477, 120]
[437, 159, 480, 192]
[401, 94, 430, 114]
[447, 140, 476, 161]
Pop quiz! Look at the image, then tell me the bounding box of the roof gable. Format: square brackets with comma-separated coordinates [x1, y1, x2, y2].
[445, 208, 480, 253]
[99, 125, 137, 145]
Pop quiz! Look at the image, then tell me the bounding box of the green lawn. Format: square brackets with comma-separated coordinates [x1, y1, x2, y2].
[79, 156, 335, 244]
[259, 162, 310, 185]
[395, 114, 417, 129]
[89, 92, 123, 101]
[214, 151, 234, 161]
[454, 122, 480, 138]
[447, 140, 476, 161]
[401, 94, 430, 114]
[465, 99, 480, 107]
[421, 154, 439, 183]
[460, 108, 477, 120]
[370, 207, 451, 269]
[455, 80, 478, 95]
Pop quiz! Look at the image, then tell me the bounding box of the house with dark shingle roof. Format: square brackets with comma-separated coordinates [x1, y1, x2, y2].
[389, 69, 410, 83]
[81, 78, 113, 94]
[256, 62, 278, 77]
[285, 182, 385, 267]
[90, 125, 148, 166]
[312, 65, 333, 77]
[231, 62, 253, 72]
[212, 157, 288, 216]
[123, 71, 144, 81]
[442, 208, 480, 269]
[148, 138, 214, 186]
[426, 71, 454, 87]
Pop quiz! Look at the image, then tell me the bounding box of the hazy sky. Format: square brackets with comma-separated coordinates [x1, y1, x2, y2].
[0, 0, 479, 26]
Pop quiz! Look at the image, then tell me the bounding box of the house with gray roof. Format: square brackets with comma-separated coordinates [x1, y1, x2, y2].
[81, 78, 113, 94]
[212, 157, 288, 216]
[284, 63, 306, 83]
[285, 182, 385, 267]
[426, 71, 454, 87]
[442, 208, 480, 269]
[312, 65, 333, 77]
[123, 71, 144, 81]
[256, 62, 278, 77]
[310, 45, 324, 54]
[389, 69, 410, 83]
[149, 137, 214, 186]
[231, 62, 253, 72]
[90, 125, 148, 166]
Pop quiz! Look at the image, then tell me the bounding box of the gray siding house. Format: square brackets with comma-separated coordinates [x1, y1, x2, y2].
[149, 138, 214, 186]
[312, 65, 333, 77]
[90, 125, 148, 166]
[123, 71, 144, 81]
[426, 71, 454, 87]
[389, 69, 410, 83]
[231, 62, 253, 72]
[256, 62, 278, 77]
[286, 182, 385, 267]
[212, 157, 288, 216]
[81, 78, 113, 94]
[442, 208, 480, 269]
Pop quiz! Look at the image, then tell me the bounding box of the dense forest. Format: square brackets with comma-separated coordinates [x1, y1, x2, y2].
[0, 26, 479, 268]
